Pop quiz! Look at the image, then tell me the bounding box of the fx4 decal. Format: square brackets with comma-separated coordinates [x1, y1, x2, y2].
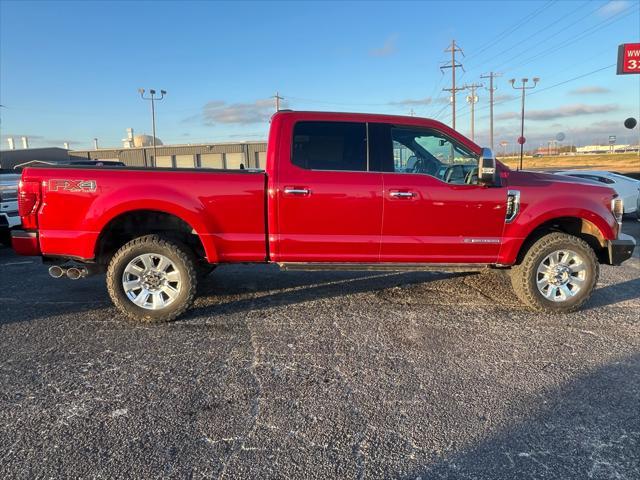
[49, 179, 97, 192]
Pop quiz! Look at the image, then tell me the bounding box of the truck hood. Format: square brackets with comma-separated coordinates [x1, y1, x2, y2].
[505, 169, 619, 202]
[517, 170, 599, 185]
[507, 169, 611, 188]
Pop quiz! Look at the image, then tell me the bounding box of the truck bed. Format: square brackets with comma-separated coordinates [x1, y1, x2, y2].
[21, 166, 267, 263]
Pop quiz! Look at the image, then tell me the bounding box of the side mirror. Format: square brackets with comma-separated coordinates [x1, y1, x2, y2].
[478, 148, 498, 186]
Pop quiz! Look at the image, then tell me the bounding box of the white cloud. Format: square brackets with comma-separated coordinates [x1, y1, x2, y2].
[186, 98, 286, 126]
[495, 112, 520, 121]
[388, 97, 432, 106]
[489, 120, 635, 147]
[527, 103, 619, 120]
[599, 0, 630, 16]
[370, 34, 398, 57]
[496, 104, 619, 122]
[494, 94, 517, 103]
[569, 86, 611, 95]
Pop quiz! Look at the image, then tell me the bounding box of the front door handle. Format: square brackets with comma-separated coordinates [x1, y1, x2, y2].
[390, 191, 415, 198]
[283, 187, 311, 196]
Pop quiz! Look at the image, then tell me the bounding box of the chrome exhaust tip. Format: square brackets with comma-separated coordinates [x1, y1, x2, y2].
[48, 265, 66, 278]
[66, 267, 87, 280]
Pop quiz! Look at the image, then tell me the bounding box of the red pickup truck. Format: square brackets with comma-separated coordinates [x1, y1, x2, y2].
[12, 111, 635, 322]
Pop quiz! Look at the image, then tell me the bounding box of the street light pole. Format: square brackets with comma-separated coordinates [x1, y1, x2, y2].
[510, 77, 539, 170]
[138, 88, 167, 165]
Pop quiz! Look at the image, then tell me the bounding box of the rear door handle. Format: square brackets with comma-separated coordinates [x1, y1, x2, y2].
[283, 187, 311, 196]
[390, 191, 416, 198]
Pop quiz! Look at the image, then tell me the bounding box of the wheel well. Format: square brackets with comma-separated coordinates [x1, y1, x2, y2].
[515, 217, 608, 265]
[95, 210, 206, 265]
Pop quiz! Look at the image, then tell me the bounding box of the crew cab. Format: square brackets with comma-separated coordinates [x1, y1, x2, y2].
[11, 111, 636, 322]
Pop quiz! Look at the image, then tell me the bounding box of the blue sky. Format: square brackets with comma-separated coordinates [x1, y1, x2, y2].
[1, 0, 639, 150]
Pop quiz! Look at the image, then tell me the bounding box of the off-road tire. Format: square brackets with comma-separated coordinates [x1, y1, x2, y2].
[510, 232, 599, 313]
[106, 234, 198, 323]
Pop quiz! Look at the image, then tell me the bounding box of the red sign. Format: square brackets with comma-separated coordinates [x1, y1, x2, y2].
[517, 136, 526, 145]
[617, 43, 640, 75]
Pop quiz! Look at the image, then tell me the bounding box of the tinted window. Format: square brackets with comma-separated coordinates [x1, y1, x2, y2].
[292, 121, 367, 171]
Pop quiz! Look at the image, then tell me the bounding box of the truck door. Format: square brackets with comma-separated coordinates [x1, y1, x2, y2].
[273, 120, 383, 262]
[370, 123, 506, 263]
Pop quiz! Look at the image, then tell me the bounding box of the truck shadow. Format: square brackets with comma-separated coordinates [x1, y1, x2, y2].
[188, 266, 471, 320]
[586, 277, 640, 310]
[2, 259, 637, 326]
[0, 258, 470, 326]
[404, 352, 640, 479]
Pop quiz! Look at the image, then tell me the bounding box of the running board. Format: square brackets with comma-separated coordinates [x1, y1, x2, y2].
[277, 262, 493, 272]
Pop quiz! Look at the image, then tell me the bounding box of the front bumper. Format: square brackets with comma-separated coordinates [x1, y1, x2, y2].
[607, 233, 636, 266]
[10, 230, 41, 256]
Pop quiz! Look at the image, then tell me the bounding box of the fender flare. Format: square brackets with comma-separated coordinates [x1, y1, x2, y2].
[499, 208, 615, 265]
[92, 193, 220, 263]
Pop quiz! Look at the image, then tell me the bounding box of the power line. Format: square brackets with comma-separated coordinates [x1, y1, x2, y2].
[510, 77, 540, 169]
[440, 40, 465, 129]
[480, 72, 502, 151]
[272, 92, 284, 111]
[466, 0, 557, 64]
[455, 63, 616, 121]
[463, 83, 483, 141]
[284, 95, 390, 107]
[425, 70, 447, 117]
[466, 0, 594, 73]
[432, 100, 451, 121]
[494, 3, 638, 74]
[528, 64, 616, 96]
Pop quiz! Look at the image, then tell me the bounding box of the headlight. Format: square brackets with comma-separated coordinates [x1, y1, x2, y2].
[611, 197, 624, 225]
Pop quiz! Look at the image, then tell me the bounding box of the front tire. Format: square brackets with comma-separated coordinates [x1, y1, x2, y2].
[106, 235, 198, 323]
[510, 232, 599, 313]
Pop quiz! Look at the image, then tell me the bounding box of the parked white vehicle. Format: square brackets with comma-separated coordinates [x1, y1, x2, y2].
[0, 172, 21, 245]
[554, 170, 640, 219]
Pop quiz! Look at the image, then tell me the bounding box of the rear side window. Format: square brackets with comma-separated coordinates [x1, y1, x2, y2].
[292, 121, 367, 171]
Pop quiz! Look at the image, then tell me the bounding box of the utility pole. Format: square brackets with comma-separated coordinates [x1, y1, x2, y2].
[510, 77, 539, 170]
[273, 91, 284, 112]
[464, 83, 482, 142]
[480, 72, 502, 152]
[138, 88, 167, 165]
[440, 40, 465, 130]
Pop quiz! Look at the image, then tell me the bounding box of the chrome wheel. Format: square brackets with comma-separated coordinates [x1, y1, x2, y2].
[536, 249, 586, 302]
[122, 253, 181, 310]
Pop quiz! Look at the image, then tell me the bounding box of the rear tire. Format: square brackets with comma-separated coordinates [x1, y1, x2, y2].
[510, 232, 598, 313]
[106, 234, 198, 323]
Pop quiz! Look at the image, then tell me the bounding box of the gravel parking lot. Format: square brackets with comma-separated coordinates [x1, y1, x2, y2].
[1, 222, 638, 479]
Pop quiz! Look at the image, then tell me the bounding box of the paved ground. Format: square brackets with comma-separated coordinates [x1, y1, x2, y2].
[1, 222, 638, 479]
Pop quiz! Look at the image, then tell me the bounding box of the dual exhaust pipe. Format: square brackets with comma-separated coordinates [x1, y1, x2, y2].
[48, 265, 90, 280]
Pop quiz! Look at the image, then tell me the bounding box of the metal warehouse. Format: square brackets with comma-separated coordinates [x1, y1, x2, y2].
[70, 141, 268, 170]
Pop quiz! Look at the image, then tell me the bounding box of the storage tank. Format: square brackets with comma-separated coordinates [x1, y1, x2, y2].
[133, 135, 163, 147]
